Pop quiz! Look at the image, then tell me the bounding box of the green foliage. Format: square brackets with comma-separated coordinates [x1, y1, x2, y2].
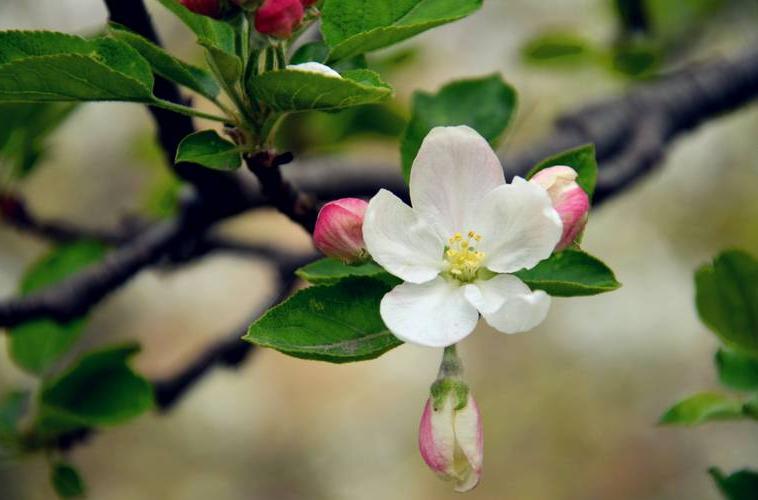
[709, 468, 758, 500]
[36, 344, 153, 434]
[290, 41, 330, 65]
[296, 258, 386, 285]
[109, 23, 220, 101]
[716, 349, 758, 392]
[155, 0, 236, 54]
[659, 392, 748, 426]
[0, 391, 28, 450]
[322, 0, 482, 61]
[401, 74, 516, 182]
[9, 241, 106, 375]
[610, 40, 661, 78]
[527, 144, 598, 198]
[275, 103, 406, 153]
[695, 250, 758, 356]
[244, 277, 403, 363]
[645, 0, 724, 42]
[0, 31, 155, 103]
[513, 249, 620, 297]
[0, 102, 77, 180]
[50, 462, 86, 499]
[247, 68, 392, 112]
[176, 130, 241, 170]
[521, 31, 595, 65]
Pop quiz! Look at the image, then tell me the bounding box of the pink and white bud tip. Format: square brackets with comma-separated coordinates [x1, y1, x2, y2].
[419, 389, 483, 492]
[530, 165, 590, 251]
[313, 198, 369, 264]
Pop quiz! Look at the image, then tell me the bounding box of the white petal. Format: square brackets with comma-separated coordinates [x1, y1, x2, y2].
[362, 189, 444, 284]
[286, 62, 342, 78]
[453, 393, 483, 492]
[476, 177, 562, 274]
[380, 277, 479, 347]
[480, 279, 551, 334]
[409, 126, 505, 238]
[463, 274, 529, 315]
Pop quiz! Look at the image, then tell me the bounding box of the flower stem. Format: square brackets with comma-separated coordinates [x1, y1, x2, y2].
[438, 344, 464, 380]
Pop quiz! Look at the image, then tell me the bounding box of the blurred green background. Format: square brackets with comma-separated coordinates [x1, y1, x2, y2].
[1, 0, 757, 498]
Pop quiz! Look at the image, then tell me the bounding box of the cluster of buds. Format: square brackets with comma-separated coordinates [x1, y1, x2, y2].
[180, 0, 318, 38]
[418, 347, 483, 492]
[313, 198, 369, 264]
[529, 165, 590, 251]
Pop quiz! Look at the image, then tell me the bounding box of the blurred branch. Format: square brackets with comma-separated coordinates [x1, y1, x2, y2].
[57, 257, 308, 451]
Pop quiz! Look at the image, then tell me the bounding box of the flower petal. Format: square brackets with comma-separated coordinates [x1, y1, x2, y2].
[363, 189, 444, 283]
[410, 126, 505, 238]
[477, 177, 562, 273]
[479, 277, 551, 334]
[380, 277, 478, 347]
[453, 393, 483, 492]
[463, 273, 528, 315]
[419, 398, 455, 475]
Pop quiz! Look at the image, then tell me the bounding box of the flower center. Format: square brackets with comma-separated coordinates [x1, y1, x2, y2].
[443, 231, 485, 283]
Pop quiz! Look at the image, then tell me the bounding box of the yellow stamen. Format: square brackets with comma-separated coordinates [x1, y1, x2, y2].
[443, 230, 485, 283]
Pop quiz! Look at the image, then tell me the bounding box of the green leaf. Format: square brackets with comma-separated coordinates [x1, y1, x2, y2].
[0, 391, 28, 446]
[527, 144, 598, 198]
[37, 344, 154, 432]
[322, 0, 483, 61]
[400, 74, 517, 182]
[0, 31, 154, 103]
[0, 102, 77, 179]
[9, 241, 106, 375]
[50, 462, 86, 499]
[659, 392, 745, 426]
[290, 41, 330, 65]
[695, 250, 758, 355]
[521, 31, 596, 66]
[176, 130, 241, 170]
[155, 0, 236, 54]
[715, 348, 758, 392]
[513, 249, 620, 297]
[244, 277, 403, 363]
[296, 258, 386, 284]
[109, 23, 220, 101]
[202, 43, 243, 85]
[709, 468, 758, 500]
[247, 68, 392, 112]
[609, 40, 661, 79]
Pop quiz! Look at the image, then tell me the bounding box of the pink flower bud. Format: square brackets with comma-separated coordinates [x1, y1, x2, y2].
[530, 165, 590, 251]
[419, 391, 483, 492]
[254, 0, 305, 38]
[313, 198, 369, 263]
[180, 0, 223, 18]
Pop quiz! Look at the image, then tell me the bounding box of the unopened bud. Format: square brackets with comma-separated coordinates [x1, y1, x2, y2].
[254, 0, 305, 38]
[313, 198, 369, 263]
[530, 165, 590, 251]
[419, 382, 483, 492]
[179, 0, 224, 18]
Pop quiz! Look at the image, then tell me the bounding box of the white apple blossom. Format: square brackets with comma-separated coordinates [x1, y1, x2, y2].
[362, 126, 563, 347]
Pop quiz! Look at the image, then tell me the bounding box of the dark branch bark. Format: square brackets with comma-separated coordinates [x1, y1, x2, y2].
[245, 152, 319, 233]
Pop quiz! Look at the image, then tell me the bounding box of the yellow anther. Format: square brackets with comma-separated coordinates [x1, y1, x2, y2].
[443, 229, 485, 283]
